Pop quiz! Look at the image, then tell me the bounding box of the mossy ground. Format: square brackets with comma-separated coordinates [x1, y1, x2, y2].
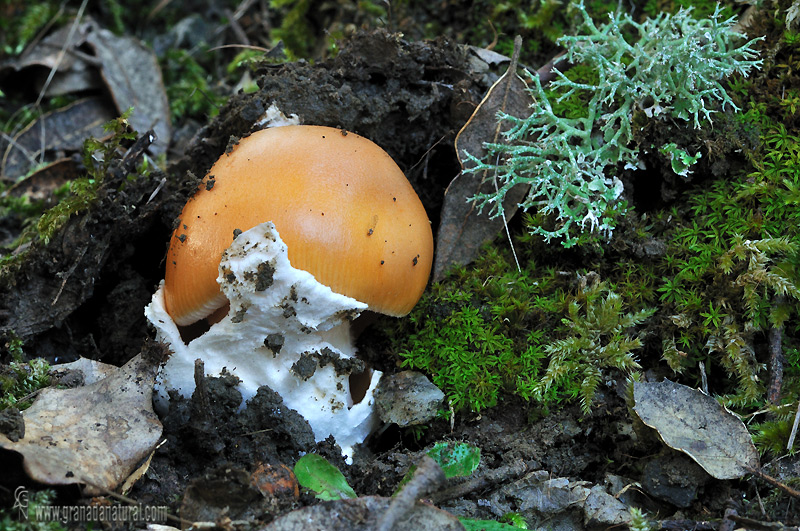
[383, 0, 800, 460]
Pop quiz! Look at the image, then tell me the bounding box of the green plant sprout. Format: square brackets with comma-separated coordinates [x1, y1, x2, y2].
[295, 445, 519, 530]
[293, 454, 357, 501]
[395, 441, 481, 493]
[466, 1, 762, 247]
[659, 143, 702, 178]
[628, 507, 656, 531]
[703, 236, 800, 400]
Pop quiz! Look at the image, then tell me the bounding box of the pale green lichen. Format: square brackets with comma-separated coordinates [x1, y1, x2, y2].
[467, 1, 763, 247]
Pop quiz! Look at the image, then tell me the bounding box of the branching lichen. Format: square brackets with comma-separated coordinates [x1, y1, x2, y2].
[467, 1, 762, 246]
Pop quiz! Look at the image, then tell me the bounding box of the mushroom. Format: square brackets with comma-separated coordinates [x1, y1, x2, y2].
[145, 125, 433, 459]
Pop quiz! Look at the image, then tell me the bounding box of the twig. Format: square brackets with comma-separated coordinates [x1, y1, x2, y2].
[429, 459, 530, 504]
[659, 519, 716, 530]
[111, 129, 156, 181]
[376, 456, 446, 531]
[728, 513, 789, 531]
[0, 131, 38, 168]
[748, 466, 800, 500]
[787, 401, 800, 451]
[192, 358, 212, 423]
[492, 35, 524, 273]
[719, 507, 738, 531]
[767, 296, 785, 405]
[52, 243, 88, 306]
[35, 0, 90, 107]
[699, 361, 709, 395]
[207, 44, 271, 53]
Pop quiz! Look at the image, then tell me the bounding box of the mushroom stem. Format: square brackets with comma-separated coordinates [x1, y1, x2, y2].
[146, 222, 382, 460]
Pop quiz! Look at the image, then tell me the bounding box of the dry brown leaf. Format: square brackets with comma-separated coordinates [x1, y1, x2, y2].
[0, 350, 163, 495]
[1, 97, 116, 180]
[633, 380, 759, 480]
[0, 20, 101, 97]
[0, 19, 171, 178]
[85, 27, 171, 156]
[434, 36, 534, 281]
[51, 356, 120, 385]
[119, 449, 156, 495]
[5, 158, 82, 201]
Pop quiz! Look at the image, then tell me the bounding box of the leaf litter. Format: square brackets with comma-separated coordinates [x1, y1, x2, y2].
[0, 18, 170, 181]
[0, 344, 164, 495]
[435, 37, 534, 281]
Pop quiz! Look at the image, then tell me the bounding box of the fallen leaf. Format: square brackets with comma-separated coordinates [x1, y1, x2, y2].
[434, 36, 534, 281]
[49, 356, 119, 385]
[1, 97, 116, 180]
[4, 158, 82, 202]
[85, 26, 171, 156]
[0, 20, 100, 97]
[633, 380, 759, 480]
[251, 462, 299, 500]
[294, 454, 357, 501]
[0, 19, 171, 178]
[467, 46, 511, 67]
[119, 448, 156, 495]
[0, 347, 164, 495]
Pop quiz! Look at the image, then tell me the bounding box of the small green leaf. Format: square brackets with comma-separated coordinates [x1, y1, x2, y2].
[394, 442, 482, 496]
[293, 454, 357, 500]
[428, 441, 481, 478]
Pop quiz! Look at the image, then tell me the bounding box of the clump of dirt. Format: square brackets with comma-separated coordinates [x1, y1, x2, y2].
[136, 370, 330, 516]
[0, 135, 171, 362]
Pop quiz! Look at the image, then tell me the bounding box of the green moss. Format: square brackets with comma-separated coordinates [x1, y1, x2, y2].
[271, 0, 316, 60]
[648, 103, 800, 402]
[750, 346, 800, 455]
[0, 3, 60, 55]
[751, 409, 796, 456]
[392, 242, 652, 414]
[0, 336, 51, 411]
[386, 0, 800, 418]
[162, 49, 227, 122]
[537, 280, 655, 414]
[36, 110, 137, 244]
[395, 250, 550, 412]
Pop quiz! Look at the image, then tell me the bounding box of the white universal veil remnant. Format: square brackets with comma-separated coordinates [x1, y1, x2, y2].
[146, 125, 433, 459]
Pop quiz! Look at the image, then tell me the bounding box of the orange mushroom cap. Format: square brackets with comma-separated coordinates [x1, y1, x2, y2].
[164, 125, 433, 326]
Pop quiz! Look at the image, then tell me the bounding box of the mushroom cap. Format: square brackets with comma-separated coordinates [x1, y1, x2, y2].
[164, 125, 433, 326]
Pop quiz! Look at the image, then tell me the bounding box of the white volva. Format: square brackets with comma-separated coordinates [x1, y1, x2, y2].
[145, 222, 381, 460]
